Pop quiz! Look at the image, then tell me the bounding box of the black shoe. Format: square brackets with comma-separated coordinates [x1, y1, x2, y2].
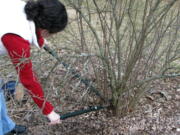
[6, 125, 27, 135]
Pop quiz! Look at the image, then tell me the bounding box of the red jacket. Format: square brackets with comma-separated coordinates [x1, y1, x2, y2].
[2, 31, 54, 115]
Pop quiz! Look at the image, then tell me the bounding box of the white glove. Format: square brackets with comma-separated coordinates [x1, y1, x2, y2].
[44, 39, 50, 46]
[47, 110, 61, 125]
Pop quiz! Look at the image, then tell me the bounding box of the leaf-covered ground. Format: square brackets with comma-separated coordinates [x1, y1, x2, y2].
[6, 69, 179, 135]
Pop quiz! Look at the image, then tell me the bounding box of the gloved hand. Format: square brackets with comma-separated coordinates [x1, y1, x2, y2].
[47, 110, 61, 125]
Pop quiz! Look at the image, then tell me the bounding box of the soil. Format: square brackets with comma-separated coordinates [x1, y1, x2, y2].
[7, 75, 180, 135]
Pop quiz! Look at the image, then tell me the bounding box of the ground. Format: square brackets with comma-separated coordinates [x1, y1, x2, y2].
[7, 71, 179, 135]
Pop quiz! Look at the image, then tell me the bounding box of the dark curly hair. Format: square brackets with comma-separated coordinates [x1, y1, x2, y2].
[25, 0, 68, 33]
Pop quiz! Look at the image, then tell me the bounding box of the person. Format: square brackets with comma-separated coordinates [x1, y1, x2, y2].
[0, 0, 68, 134]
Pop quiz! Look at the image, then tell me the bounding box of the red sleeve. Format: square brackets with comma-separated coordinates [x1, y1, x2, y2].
[2, 34, 53, 115]
[36, 29, 44, 48]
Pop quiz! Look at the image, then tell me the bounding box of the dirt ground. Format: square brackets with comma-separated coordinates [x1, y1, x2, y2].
[6, 72, 179, 135]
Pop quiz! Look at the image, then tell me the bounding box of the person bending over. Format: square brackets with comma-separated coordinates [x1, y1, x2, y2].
[0, 0, 68, 134]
